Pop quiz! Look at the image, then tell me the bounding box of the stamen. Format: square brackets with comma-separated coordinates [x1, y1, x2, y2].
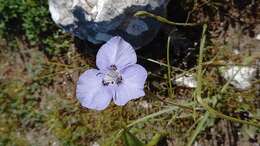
[110, 64, 117, 70]
[102, 65, 122, 86]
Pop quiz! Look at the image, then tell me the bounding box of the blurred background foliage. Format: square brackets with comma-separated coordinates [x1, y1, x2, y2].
[0, 0, 259, 146]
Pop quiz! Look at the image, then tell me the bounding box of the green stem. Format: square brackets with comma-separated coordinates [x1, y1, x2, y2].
[167, 36, 174, 98]
[187, 112, 209, 146]
[127, 107, 176, 128]
[135, 11, 200, 26]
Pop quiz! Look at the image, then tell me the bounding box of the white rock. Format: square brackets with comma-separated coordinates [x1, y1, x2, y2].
[48, 0, 75, 26]
[256, 33, 260, 41]
[92, 142, 100, 146]
[174, 74, 197, 88]
[220, 66, 256, 90]
[48, 0, 169, 48]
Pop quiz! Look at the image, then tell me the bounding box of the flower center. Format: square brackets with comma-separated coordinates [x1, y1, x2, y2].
[102, 65, 122, 86]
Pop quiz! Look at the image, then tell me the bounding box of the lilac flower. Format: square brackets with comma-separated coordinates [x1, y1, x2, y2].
[76, 36, 148, 110]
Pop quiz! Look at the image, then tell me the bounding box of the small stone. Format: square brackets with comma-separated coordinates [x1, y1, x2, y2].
[220, 66, 256, 90]
[174, 74, 197, 88]
[256, 33, 260, 41]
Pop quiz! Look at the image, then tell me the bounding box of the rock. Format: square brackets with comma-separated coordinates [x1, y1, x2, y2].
[48, 0, 169, 48]
[172, 65, 257, 90]
[174, 74, 197, 88]
[220, 66, 256, 90]
[256, 33, 260, 41]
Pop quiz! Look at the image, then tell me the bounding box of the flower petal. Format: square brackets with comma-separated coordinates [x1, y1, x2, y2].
[113, 64, 147, 106]
[120, 64, 148, 88]
[96, 36, 137, 71]
[114, 84, 145, 106]
[82, 86, 113, 110]
[76, 69, 112, 110]
[76, 69, 101, 101]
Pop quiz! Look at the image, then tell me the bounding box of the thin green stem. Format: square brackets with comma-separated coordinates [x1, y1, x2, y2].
[196, 96, 260, 127]
[137, 56, 186, 72]
[151, 93, 193, 111]
[109, 107, 176, 144]
[135, 11, 200, 26]
[167, 36, 174, 98]
[127, 106, 177, 128]
[187, 112, 209, 146]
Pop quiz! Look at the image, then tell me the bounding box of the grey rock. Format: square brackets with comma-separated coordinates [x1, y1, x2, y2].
[48, 0, 168, 48]
[220, 66, 256, 90]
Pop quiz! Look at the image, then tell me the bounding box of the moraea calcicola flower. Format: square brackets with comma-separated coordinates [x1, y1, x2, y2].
[76, 36, 147, 110]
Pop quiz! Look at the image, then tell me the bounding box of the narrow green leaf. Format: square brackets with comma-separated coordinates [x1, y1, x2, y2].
[146, 133, 167, 146]
[121, 129, 145, 146]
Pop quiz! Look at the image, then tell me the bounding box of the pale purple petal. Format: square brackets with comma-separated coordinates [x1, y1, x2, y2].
[114, 84, 145, 106]
[76, 69, 112, 110]
[113, 64, 147, 106]
[120, 64, 148, 88]
[96, 36, 137, 71]
[82, 87, 113, 110]
[76, 69, 101, 102]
